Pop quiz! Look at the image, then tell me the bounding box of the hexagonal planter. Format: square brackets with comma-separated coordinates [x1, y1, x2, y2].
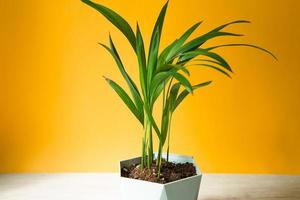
[120, 154, 202, 200]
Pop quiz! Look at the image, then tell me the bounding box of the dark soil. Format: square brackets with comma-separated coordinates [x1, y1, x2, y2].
[121, 159, 197, 184]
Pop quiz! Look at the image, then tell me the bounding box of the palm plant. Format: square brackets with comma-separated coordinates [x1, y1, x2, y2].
[81, 0, 276, 176]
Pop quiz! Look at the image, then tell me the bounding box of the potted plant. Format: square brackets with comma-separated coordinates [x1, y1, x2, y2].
[81, 0, 276, 199]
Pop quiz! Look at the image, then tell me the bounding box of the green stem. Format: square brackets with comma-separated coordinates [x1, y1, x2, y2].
[142, 129, 147, 169]
[166, 112, 173, 162]
[141, 109, 149, 170]
[165, 78, 173, 162]
[141, 135, 145, 169]
[166, 78, 173, 97]
[157, 142, 163, 177]
[148, 126, 153, 166]
[148, 104, 154, 166]
[156, 81, 166, 177]
[146, 122, 151, 168]
[162, 81, 166, 109]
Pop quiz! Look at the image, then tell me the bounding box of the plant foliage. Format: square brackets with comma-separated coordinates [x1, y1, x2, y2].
[81, 0, 276, 176]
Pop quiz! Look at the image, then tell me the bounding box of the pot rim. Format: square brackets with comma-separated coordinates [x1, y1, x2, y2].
[119, 153, 202, 185]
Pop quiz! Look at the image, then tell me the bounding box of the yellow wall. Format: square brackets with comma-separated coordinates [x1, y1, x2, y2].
[1, 0, 299, 174]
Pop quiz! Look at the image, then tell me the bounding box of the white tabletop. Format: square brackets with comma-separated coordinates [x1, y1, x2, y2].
[0, 173, 299, 200]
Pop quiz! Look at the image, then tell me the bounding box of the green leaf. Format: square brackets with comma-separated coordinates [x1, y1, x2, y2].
[150, 65, 185, 98]
[150, 81, 165, 105]
[147, 1, 169, 90]
[150, 63, 191, 103]
[174, 32, 243, 66]
[156, 64, 190, 76]
[206, 43, 277, 60]
[177, 31, 244, 57]
[169, 83, 181, 111]
[158, 39, 178, 67]
[174, 20, 250, 56]
[211, 20, 250, 32]
[173, 73, 193, 94]
[103, 76, 143, 124]
[152, 1, 169, 35]
[150, 71, 173, 98]
[186, 63, 232, 78]
[179, 48, 233, 72]
[166, 21, 203, 61]
[192, 58, 223, 66]
[173, 81, 212, 111]
[147, 27, 160, 91]
[99, 38, 144, 118]
[81, 0, 136, 51]
[136, 23, 147, 97]
[160, 82, 181, 145]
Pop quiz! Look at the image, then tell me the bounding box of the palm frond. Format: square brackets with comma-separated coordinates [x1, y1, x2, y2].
[206, 43, 277, 60]
[136, 23, 147, 97]
[158, 22, 203, 66]
[179, 48, 233, 72]
[173, 81, 212, 111]
[99, 39, 144, 119]
[147, 1, 169, 91]
[103, 76, 143, 124]
[82, 0, 136, 51]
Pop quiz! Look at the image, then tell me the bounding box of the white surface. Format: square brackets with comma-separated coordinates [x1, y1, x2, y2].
[0, 173, 299, 200]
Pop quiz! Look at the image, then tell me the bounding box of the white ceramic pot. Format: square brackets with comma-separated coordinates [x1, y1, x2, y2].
[120, 154, 202, 200]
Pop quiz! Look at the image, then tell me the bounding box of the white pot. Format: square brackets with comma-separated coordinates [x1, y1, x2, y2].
[120, 154, 202, 200]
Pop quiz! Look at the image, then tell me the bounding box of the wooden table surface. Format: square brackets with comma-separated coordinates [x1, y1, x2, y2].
[0, 173, 299, 200]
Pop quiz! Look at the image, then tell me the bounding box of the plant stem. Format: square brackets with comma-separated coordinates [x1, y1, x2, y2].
[156, 81, 167, 177]
[146, 121, 151, 168]
[166, 78, 173, 97]
[141, 127, 147, 170]
[162, 81, 166, 109]
[166, 112, 173, 162]
[148, 125, 153, 167]
[141, 108, 149, 170]
[165, 78, 173, 162]
[157, 142, 163, 177]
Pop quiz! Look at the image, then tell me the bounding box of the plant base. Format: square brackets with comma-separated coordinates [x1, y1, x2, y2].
[119, 153, 202, 200]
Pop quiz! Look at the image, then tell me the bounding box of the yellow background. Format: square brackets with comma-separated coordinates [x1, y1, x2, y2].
[1, 0, 299, 174]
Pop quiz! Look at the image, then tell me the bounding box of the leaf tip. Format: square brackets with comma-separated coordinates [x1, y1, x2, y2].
[98, 42, 106, 48]
[271, 53, 278, 61]
[227, 70, 233, 79]
[102, 75, 109, 81]
[108, 32, 113, 42]
[240, 20, 251, 24]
